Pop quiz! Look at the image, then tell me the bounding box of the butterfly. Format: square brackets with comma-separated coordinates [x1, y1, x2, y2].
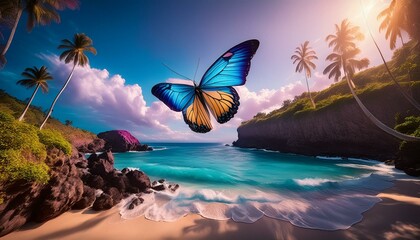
[151, 39, 260, 133]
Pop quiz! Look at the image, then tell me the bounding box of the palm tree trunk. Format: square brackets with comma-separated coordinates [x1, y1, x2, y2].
[344, 68, 420, 142]
[18, 84, 40, 122]
[360, 0, 420, 111]
[1, 7, 23, 59]
[305, 75, 316, 108]
[40, 64, 76, 129]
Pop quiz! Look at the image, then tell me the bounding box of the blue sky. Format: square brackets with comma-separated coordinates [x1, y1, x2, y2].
[0, 0, 395, 143]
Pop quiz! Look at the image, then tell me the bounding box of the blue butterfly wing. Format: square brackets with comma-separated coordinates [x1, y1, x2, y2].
[201, 86, 239, 124]
[151, 83, 195, 111]
[199, 39, 259, 88]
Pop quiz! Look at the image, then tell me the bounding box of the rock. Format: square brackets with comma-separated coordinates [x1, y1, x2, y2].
[136, 144, 153, 151]
[76, 138, 105, 153]
[395, 141, 420, 177]
[88, 150, 114, 177]
[72, 185, 96, 209]
[158, 179, 165, 183]
[33, 158, 84, 222]
[121, 168, 130, 174]
[152, 185, 165, 191]
[0, 180, 44, 237]
[169, 184, 179, 192]
[92, 193, 113, 211]
[128, 197, 144, 210]
[97, 130, 143, 152]
[126, 170, 151, 192]
[105, 187, 122, 204]
[82, 174, 105, 189]
[107, 172, 130, 192]
[384, 159, 395, 166]
[75, 158, 88, 169]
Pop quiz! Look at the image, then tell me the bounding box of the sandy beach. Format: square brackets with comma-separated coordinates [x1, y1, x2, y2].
[2, 179, 419, 240]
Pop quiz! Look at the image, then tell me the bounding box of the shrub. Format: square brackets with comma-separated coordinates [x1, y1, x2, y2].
[0, 149, 49, 184]
[0, 112, 49, 184]
[38, 129, 72, 156]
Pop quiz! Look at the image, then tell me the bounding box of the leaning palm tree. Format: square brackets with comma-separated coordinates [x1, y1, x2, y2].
[360, 0, 420, 111]
[40, 33, 96, 129]
[377, 0, 406, 50]
[17, 66, 53, 121]
[324, 19, 419, 142]
[291, 41, 318, 108]
[0, 0, 79, 68]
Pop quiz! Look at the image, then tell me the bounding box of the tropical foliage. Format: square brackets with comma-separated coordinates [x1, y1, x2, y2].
[0, 112, 50, 184]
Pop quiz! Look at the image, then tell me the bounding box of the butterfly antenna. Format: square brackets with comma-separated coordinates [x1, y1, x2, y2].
[193, 58, 200, 83]
[162, 62, 192, 81]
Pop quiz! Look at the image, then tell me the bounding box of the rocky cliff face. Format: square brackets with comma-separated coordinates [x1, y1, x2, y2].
[234, 84, 420, 161]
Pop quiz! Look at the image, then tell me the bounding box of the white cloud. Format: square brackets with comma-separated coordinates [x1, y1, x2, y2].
[41, 54, 180, 138]
[40, 54, 333, 142]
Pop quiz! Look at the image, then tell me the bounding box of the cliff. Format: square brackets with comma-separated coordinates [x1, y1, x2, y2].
[234, 41, 420, 164]
[234, 83, 420, 160]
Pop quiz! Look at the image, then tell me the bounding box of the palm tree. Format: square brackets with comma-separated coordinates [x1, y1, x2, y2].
[377, 0, 406, 50]
[40, 33, 96, 129]
[361, 0, 420, 111]
[291, 41, 318, 108]
[325, 19, 364, 53]
[324, 19, 419, 142]
[0, 0, 79, 67]
[377, 0, 420, 48]
[16, 66, 52, 121]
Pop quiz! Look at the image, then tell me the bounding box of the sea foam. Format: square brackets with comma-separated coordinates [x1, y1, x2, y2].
[115, 144, 402, 230]
[119, 165, 396, 230]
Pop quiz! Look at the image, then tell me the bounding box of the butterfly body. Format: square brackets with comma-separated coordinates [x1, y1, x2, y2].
[152, 39, 259, 133]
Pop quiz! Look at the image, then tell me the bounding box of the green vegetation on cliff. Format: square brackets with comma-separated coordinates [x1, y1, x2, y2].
[0, 90, 96, 185]
[243, 40, 420, 125]
[0, 112, 50, 184]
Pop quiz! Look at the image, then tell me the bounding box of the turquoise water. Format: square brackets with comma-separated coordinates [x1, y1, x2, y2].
[114, 143, 398, 230]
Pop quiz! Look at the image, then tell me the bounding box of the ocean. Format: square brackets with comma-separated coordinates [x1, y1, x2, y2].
[113, 142, 402, 230]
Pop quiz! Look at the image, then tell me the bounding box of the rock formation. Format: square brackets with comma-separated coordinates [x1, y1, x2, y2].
[0, 146, 172, 237]
[97, 130, 152, 152]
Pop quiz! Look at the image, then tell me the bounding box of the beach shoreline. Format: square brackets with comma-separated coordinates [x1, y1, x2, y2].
[2, 179, 419, 240]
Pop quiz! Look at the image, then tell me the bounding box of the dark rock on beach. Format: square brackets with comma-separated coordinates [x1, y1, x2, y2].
[92, 193, 114, 211]
[97, 130, 152, 152]
[0, 145, 177, 237]
[72, 185, 96, 210]
[32, 157, 84, 222]
[126, 170, 151, 192]
[0, 180, 44, 237]
[128, 197, 144, 210]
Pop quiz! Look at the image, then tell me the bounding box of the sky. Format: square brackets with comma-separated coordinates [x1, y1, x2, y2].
[0, 0, 397, 143]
